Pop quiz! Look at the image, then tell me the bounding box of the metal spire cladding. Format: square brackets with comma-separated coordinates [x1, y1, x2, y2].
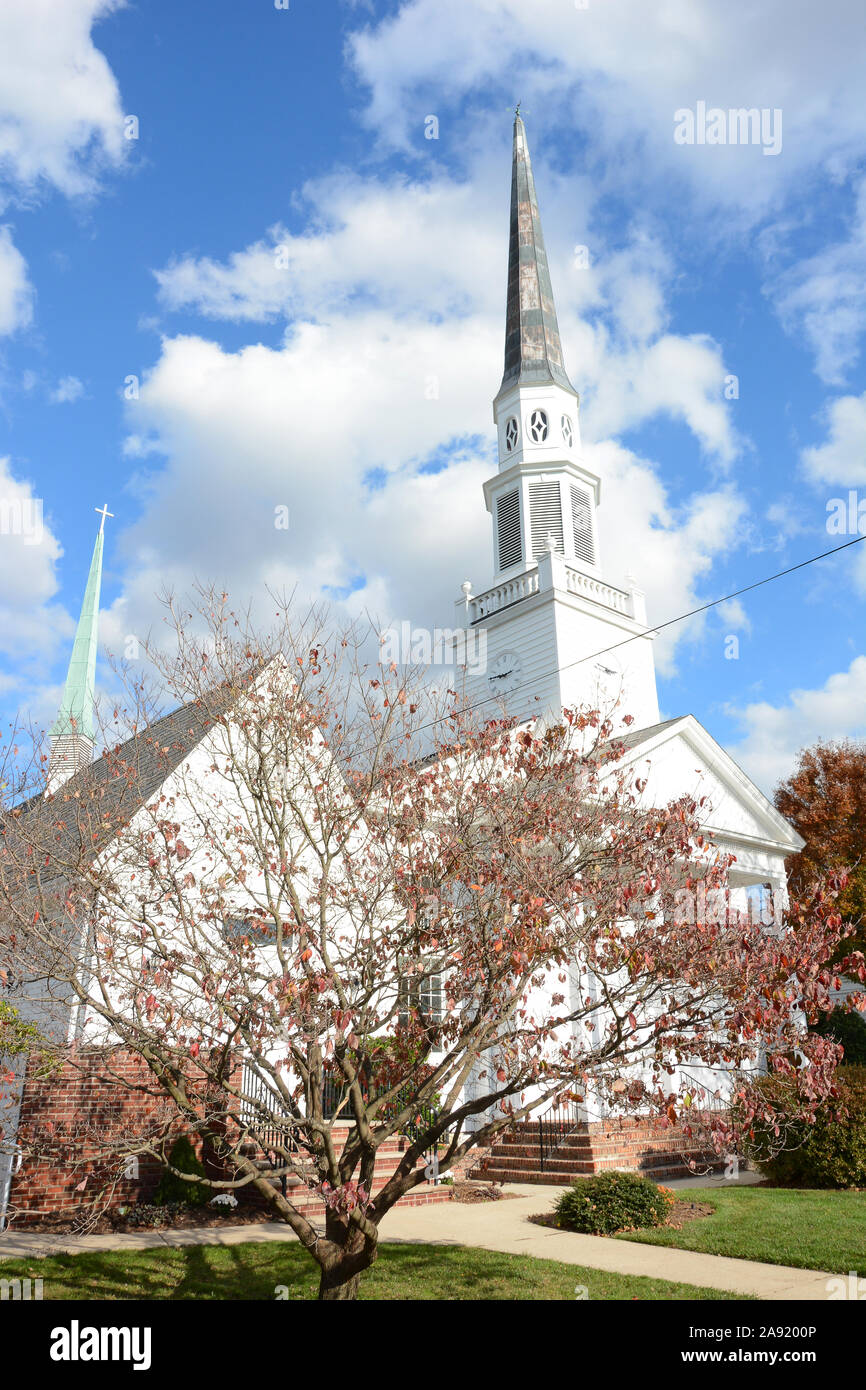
[498, 112, 577, 401]
[48, 506, 111, 787]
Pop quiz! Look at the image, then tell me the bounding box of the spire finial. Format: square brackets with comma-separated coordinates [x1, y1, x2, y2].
[95, 503, 113, 534]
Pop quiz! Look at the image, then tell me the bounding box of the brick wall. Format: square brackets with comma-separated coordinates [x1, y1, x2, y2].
[8, 1048, 185, 1224]
[7, 1051, 451, 1226]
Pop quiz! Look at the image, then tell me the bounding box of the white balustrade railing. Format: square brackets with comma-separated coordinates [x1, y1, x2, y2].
[468, 570, 540, 621]
[467, 562, 633, 623]
[562, 565, 631, 614]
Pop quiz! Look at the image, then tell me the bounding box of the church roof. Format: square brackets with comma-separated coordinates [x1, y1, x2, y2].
[8, 692, 233, 884]
[614, 717, 684, 750]
[498, 113, 578, 401]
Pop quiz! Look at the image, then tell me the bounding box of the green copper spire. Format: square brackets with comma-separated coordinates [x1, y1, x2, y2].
[50, 507, 111, 743]
[498, 113, 577, 399]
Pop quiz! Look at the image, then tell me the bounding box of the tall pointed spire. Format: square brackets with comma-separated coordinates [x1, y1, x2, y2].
[48, 507, 110, 789]
[498, 112, 577, 400]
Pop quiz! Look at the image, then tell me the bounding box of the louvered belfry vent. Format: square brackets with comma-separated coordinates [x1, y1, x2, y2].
[497, 488, 523, 569]
[571, 484, 595, 565]
[529, 480, 564, 558]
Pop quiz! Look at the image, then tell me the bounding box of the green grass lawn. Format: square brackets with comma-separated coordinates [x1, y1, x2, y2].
[0, 1238, 745, 1301]
[616, 1186, 866, 1275]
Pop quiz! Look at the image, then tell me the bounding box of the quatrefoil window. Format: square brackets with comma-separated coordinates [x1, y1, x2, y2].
[528, 409, 548, 443]
[562, 415, 574, 448]
[505, 416, 519, 451]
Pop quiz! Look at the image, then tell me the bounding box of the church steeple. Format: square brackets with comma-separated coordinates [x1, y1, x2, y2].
[48, 505, 111, 790]
[488, 115, 598, 578]
[498, 111, 577, 402]
[454, 117, 660, 734]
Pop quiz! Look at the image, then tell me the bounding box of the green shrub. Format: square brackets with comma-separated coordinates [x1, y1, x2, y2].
[554, 1171, 674, 1235]
[755, 1067, 866, 1189]
[154, 1136, 209, 1207]
[812, 1008, 866, 1067]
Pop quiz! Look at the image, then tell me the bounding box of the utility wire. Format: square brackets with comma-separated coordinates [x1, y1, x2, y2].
[393, 531, 866, 743]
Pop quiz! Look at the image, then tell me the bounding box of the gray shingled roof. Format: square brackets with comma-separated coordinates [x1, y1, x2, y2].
[613, 717, 684, 751]
[4, 693, 232, 883]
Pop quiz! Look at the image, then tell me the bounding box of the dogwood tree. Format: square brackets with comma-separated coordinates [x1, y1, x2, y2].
[0, 598, 861, 1299]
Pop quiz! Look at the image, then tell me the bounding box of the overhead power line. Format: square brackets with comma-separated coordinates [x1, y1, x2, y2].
[396, 531, 866, 743]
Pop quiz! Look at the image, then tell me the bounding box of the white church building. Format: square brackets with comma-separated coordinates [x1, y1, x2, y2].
[0, 115, 806, 1222]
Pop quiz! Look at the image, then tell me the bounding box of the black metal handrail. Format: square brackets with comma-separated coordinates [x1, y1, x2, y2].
[239, 1062, 298, 1196]
[677, 1069, 732, 1173]
[321, 1073, 349, 1121]
[537, 1094, 582, 1172]
[678, 1069, 729, 1123]
[240, 1063, 292, 1149]
[241, 1062, 444, 1179]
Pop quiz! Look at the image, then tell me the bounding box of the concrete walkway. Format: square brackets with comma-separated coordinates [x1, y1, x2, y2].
[378, 1184, 835, 1300]
[0, 1183, 835, 1301]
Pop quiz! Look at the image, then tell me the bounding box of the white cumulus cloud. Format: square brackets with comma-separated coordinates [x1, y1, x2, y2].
[727, 655, 866, 792]
[0, 456, 67, 669]
[50, 375, 85, 404]
[0, 0, 127, 200]
[802, 392, 866, 487]
[0, 223, 34, 334]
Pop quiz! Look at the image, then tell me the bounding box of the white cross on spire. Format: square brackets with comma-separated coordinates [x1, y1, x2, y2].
[95, 503, 114, 533]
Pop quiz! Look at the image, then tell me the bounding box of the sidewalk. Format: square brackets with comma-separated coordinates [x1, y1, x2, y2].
[0, 1184, 835, 1301]
[378, 1184, 835, 1300]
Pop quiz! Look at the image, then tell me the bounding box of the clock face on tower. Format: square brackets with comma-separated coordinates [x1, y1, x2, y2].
[487, 649, 522, 695]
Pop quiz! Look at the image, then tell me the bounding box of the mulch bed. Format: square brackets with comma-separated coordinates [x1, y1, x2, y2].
[449, 1181, 519, 1204]
[528, 1198, 714, 1235]
[666, 1199, 714, 1229]
[11, 1203, 274, 1237]
[15, 1179, 518, 1234]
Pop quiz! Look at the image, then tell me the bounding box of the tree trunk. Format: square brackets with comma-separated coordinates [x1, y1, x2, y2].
[317, 1267, 362, 1301]
[316, 1212, 372, 1301]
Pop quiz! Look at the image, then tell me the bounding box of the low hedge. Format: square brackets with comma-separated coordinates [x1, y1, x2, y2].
[154, 1136, 209, 1207]
[554, 1171, 674, 1235]
[812, 1007, 866, 1067]
[753, 1066, 866, 1189]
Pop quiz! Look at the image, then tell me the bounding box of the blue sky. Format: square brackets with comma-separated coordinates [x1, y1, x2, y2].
[1, 0, 866, 790]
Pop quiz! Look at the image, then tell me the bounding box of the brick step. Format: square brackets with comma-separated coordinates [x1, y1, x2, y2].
[590, 1153, 721, 1174]
[568, 1141, 715, 1160]
[242, 1139, 411, 1155]
[473, 1154, 710, 1177]
[500, 1122, 720, 1146]
[478, 1139, 715, 1166]
[525, 1152, 716, 1176]
[251, 1171, 451, 1206]
[469, 1154, 594, 1175]
[470, 1158, 720, 1184]
[492, 1136, 712, 1160]
[468, 1167, 577, 1184]
[490, 1141, 590, 1158]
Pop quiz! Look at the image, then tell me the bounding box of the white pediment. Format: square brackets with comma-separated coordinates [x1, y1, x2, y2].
[616, 715, 804, 857]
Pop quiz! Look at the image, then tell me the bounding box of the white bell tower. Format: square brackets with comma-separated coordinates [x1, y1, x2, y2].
[455, 113, 660, 732]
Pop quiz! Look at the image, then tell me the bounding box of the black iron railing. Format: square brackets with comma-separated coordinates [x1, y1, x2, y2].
[321, 1074, 348, 1121]
[239, 1061, 297, 1195]
[678, 1070, 729, 1123]
[241, 1062, 444, 1178]
[383, 1086, 442, 1174]
[677, 1069, 732, 1174]
[537, 1094, 582, 1172]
